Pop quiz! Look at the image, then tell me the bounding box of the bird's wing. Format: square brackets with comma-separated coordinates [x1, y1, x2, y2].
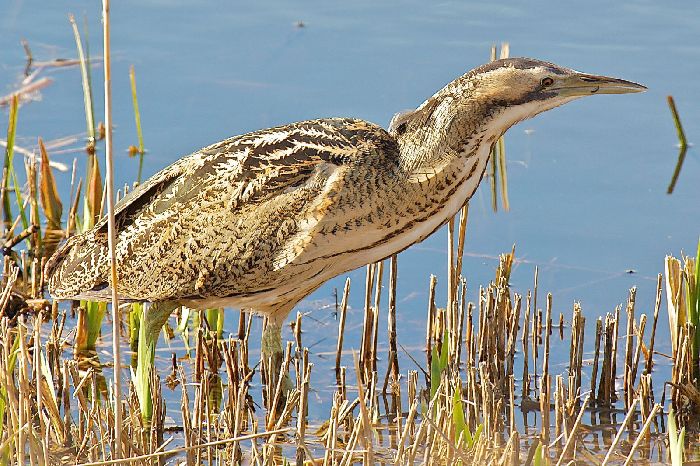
[46, 117, 397, 302]
[44, 153, 191, 301]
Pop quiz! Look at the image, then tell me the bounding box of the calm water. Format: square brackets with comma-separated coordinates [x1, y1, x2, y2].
[2, 0, 699, 429]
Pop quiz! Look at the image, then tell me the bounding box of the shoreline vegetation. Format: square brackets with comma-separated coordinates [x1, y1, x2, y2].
[0, 5, 698, 465]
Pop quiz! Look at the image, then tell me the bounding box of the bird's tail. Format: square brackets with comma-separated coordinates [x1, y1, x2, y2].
[44, 231, 112, 301]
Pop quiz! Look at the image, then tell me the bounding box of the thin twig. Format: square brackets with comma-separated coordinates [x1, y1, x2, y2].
[622, 403, 661, 466]
[554, 394, 590, 466]
[601, 398, 639, 466]
[74, 428, 293, 466]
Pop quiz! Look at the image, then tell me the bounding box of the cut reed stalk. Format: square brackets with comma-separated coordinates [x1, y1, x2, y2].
[335, 277, 350, 373]
[644, 274, 663, 375]
[384, 254, 399, 393]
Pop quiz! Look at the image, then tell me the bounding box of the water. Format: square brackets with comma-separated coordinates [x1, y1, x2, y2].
[2, 0, 699, 446]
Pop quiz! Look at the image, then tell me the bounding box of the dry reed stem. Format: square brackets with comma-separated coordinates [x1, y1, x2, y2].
[644, 274, 663, 375]
[600, 397, 639, 465]
[384, 254, 399, 393]
[99, 0, 123, 457]
[393, 398, 418, 464]
[591, 317, 602, 398]
[422, 414, 472, 464]
[455, 204, 469, 282]
[74, 427, 293, 466]
[623, 288, 636, 407]
[0, 77, 54, 107]
[629, 314, 647, 402]
[611, 305, 621, 402]
[426, 274, 437, 375]
[296, 354, 311, 465]
[371, 260, 382, 375]
[622, 403, 661, 466]
[554, 394, 589, 466]
[360, 264, 375, 378]
[335, 277, 350, 370]
[0, 266, 19, 317]
[522, 291, 531, 399]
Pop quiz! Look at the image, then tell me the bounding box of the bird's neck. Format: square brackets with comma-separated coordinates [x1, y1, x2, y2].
[395, 93, 508, 187]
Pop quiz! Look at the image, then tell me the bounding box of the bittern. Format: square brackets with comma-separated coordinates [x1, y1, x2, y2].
[45, 58, 644, 402]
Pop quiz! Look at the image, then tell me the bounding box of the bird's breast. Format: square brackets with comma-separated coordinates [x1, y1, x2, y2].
[285, 141, 492, 277]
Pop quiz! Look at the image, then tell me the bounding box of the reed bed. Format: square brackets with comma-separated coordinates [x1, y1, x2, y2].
[0, 221, 694, 464]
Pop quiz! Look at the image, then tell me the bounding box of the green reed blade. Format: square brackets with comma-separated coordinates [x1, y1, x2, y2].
[75, 300, 107, 351]
[129, 302, 143, 351]
[666, 96, 689, 194]
[10, 168, 28, 233]
[667, 96, 687, 149]
[2, 95, 19, 232]
[451, 385, 466, 442]
[83, 15, 96, 140]
[668, 407, 685, 466]
[69, 15, 95, 145]
[689, 238, 700, 380]
[129, 65, 146, 184]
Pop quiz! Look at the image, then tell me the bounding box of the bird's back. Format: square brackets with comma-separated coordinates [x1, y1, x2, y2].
[45, 118, 401, 310]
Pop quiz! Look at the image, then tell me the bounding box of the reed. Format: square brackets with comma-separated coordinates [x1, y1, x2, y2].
[487, 43, 511, 212]
[0, 241, 693, 464]
[128, 302, 142, 351]
[128, 65, 146, 184]
[69, 14, 96, 152]
[665, 240, 700, 419]
[74, 300, 107, 352]
[38, 139, 63, 258]
[2, 95, 19, 234]
[101, 0, 124, 456]
[205, 307, 225, 339]
[668, 407, 686, 466]
[666, 95, 689, 194]
[71, 12, 110, 358]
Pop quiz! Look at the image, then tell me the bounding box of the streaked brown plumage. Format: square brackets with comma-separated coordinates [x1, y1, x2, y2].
[45, 58, 645, 364]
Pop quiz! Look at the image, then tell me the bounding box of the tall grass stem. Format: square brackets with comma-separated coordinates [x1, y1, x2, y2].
[102, 0, 122, 457]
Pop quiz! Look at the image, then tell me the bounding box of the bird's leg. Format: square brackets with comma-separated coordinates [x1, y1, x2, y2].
[261, 315, 291, 413]
[134, 300, 178, 422]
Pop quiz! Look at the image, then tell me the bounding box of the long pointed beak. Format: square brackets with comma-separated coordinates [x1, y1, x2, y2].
[554, 73, 647, 97]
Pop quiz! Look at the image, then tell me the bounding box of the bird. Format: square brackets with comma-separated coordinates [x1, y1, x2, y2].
[45, 57, 644, 396]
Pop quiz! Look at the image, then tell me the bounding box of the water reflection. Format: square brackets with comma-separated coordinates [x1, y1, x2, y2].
[73, 348, 108, 402]
[666, 96, 690, 195]
[667, 144, 689, 195]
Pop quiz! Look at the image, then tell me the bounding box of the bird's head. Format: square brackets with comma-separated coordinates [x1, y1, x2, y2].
[390, 57, 646, 141]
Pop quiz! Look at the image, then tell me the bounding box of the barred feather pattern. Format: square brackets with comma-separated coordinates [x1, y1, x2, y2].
[46, 58, 571, 320]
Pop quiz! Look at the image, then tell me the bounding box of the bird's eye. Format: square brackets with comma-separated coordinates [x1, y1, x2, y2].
[541, 77, 554, 87]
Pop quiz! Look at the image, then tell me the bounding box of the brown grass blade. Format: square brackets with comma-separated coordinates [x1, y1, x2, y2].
[38, 139, 64, 256]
